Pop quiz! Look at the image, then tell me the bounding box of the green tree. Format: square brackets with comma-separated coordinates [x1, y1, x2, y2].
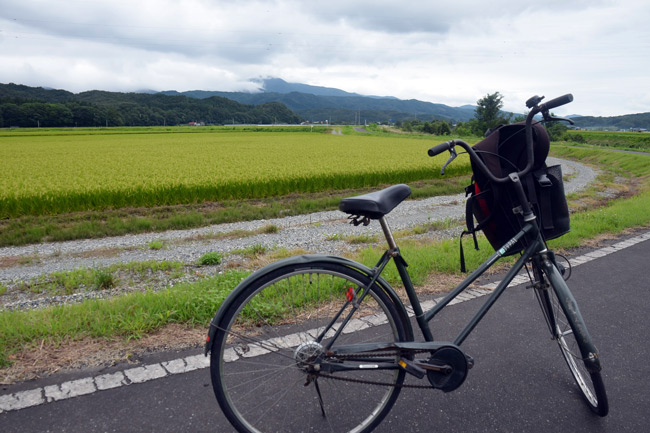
[473, 92, 512, 135]
[0, 103, 21, 127]
[453, 120, 476, 136]
[432, 120, 451, 135]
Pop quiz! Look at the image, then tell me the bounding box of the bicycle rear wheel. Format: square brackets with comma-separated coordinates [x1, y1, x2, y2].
[210, 261, 409, 433]
[533, 261, 608, 416]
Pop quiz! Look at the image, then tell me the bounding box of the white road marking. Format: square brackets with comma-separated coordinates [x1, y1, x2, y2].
[2, 230, 649, 413]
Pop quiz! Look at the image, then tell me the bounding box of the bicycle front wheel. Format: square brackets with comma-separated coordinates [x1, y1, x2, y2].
[534, 262, 608, 416]
[210, 261, 409, 433]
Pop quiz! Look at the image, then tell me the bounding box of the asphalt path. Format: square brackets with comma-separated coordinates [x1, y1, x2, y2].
[1, 230, 649, 432]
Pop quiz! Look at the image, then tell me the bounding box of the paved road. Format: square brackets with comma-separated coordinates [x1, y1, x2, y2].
[1, 230, 649, 432]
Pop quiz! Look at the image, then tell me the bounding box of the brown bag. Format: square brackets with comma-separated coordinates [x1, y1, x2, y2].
[460, 122, 569, 271]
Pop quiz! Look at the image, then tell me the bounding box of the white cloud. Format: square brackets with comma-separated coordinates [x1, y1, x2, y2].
[0, 0, 648, 116]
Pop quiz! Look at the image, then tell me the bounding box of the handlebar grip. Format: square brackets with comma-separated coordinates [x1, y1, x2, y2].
[428, 140, 454, 157]
[540, 94, 573, 111]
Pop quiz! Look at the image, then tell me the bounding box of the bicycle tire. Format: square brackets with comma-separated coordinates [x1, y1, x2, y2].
[533, 262, 609, 416]
[210, 261, 409, 433]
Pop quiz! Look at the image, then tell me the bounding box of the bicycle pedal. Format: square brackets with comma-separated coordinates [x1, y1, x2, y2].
[465, 354, 474, 369]
[398, 358, 426, 379]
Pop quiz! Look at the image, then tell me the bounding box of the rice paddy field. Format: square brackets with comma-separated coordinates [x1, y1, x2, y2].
[0, 127, 471, 218]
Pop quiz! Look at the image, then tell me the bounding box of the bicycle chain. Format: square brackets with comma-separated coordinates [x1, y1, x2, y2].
[316, 371, 435, 389]
[314, 349, 437, 390]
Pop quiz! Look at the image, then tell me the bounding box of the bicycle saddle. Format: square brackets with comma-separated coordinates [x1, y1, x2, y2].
[339, 184, 412, 219]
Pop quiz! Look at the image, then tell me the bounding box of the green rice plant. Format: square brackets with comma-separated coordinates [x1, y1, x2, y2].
[0, 129, 471, 218]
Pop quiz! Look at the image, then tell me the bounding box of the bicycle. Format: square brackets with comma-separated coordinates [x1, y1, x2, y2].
[205, 94, 608, 433]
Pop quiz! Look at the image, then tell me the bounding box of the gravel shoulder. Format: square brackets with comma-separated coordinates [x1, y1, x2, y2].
[0, 158, 597, 310]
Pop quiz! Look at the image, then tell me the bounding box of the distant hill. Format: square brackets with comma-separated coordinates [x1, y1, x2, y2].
[0, 83, 302, 127]
[570, 113, 650, 130]
[160, 78, 477, 124]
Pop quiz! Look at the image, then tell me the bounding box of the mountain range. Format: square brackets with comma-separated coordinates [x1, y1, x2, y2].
[1, 78, 649, 129]
[160, 78, 650, 129]
[159, 78, 478, 124]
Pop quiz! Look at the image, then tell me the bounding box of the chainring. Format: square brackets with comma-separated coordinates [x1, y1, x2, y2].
[426, 346, 468, 392]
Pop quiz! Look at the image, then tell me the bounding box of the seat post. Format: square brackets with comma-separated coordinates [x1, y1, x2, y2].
[378, 216, 398, 250]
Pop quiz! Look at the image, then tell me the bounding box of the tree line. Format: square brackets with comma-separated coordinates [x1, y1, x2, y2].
[396, 92, 515, 137]
[396, 92, 573, 141]
[0, 83, 303, 127]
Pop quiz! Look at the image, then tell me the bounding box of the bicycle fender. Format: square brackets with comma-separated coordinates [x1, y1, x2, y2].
[204, 254, 414, 356]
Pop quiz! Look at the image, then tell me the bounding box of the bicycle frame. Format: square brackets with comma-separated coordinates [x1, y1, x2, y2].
[373, 214, 545, 347]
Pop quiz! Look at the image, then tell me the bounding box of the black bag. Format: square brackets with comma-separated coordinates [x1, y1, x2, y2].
[461, 122, 570, 271]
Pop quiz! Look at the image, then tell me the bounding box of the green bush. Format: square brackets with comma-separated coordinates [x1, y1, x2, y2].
[94, 270, 116, 291]
[198, 252, 222, 266]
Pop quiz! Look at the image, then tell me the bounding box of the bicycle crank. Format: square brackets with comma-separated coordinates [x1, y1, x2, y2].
[423, 346, 469, 392]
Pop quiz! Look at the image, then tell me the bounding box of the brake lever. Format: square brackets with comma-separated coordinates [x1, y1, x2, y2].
[542, 109, 575, 125]
[552, 116, 575, 125]
[440, 146, 458, 175]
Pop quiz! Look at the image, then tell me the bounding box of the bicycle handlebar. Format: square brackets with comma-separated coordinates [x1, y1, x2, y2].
[427, 140, 455, 157]
[428, 93, 573, 184]
[539, 93, 573, 112]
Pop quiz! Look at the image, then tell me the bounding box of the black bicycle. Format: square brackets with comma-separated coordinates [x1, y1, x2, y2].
[205, 94, 608, 433]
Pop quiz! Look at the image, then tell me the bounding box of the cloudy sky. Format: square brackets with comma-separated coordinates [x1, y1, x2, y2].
[1, 0, 648, 116]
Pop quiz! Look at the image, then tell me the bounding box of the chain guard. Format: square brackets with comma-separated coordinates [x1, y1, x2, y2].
[426, 346, 468, 392]
[313, 345, 470, 391]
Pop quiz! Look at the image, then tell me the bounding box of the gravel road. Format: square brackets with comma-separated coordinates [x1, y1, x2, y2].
[0, 158, 596, 309]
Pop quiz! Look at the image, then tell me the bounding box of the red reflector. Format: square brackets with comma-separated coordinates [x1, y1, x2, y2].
[206, 336, 210, 342]
[346, 287, 354, 302]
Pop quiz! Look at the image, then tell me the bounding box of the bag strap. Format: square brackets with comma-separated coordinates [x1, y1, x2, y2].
[460, 189, 481, 273]
[459, 229, 479, 273]
[533, 169, 555, 231]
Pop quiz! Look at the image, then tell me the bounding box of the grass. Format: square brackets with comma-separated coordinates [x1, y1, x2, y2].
[565, 130, 650, 152]
[1, 144, 649, 369]
[0, 271, 248, 367]
[325, 233, 379, 244]
[147, 239, 166, 250]
[197, 252, 222, 266]
[94, 270, 116, 291]
[400, 217, 463, 236]
[231, 244, 268, 259]
[10, 260, 185, 296]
